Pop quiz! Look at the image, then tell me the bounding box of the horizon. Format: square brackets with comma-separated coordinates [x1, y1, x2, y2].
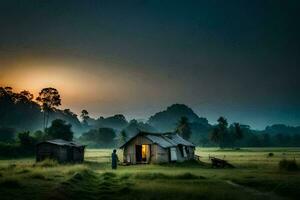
[1, 1, 300, 129]
[0, 84, 296, 130]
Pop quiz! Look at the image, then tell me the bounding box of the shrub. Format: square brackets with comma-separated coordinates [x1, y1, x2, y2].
[17, 169, 31, 174]
[0, 142, 34, 158]
[268, 152, 274, 157]
[30, 173, 46, 180]
[175, 172, 199, 179]
[279, 159, 298, 171]
[0, 178, 22, 188]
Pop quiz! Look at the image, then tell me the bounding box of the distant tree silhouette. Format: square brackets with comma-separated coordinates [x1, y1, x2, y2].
[118, 130, 128, 146]
[176, 116, 192, 140]
[209, 117, 229, 148]
[36, 88, 61, 130]
[17, 90, 34, 103]
[98, 128, 116, 145]
[262, 133, 271, 147]
[45, 119, 73, 141]
[233, 123, 243, 140]
[18, 131, 36, 149]
[229, 123, 243, 147]
[80, 128, 116, 147]
[33, 130, 46, 142]
[81, 109, 90, 126]
[210, 127, 221, 144]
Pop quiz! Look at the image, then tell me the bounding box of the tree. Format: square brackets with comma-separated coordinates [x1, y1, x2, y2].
[18, 131, 36, 148]
[34, 130, 46, 142]
[36, 88, 61, 130]
[175, 116, 192, 140]
[98, 128, 116, 145]
[118, 130, 128, 146]
[79, 128, 116, 147]
[262, 133, 271, 147]
[209, 117, 229, 148]
[233, 123, 243, 140]
[16, 90, 34, 103]
[80, 109, 89, 126]
[209, 127, 220, 144]
[46, 119, 73, 141]
[229, 123, 244, 147]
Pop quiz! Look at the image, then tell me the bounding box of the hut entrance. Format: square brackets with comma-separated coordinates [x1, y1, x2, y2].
[136, 144, 150, 163]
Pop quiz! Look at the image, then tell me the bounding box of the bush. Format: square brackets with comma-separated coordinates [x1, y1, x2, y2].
[30, 173, 46, 180]
[0, 178, 22, 188]
[268, 152, 274, 157]
[279, 159, 298, 171]
[0, 142, 35, 158]
[174, 172, 201, 179]
[134, 172, 203, 180]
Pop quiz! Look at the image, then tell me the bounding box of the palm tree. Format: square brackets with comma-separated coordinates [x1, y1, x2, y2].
[118, 130, 128, 146]
[232, 123, 243, 148]
[175, 116, 192, 140]
[209, 117, 229, 148]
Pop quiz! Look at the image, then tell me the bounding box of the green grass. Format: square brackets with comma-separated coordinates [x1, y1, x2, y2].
[0, 147, 299, 200]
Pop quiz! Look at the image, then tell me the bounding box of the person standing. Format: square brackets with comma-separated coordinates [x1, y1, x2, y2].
[111, 149, 118, 169]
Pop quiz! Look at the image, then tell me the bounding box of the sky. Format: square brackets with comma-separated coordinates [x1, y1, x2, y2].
[0, 0, 300, 129]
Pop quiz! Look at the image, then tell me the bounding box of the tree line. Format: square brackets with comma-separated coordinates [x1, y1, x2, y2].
[1, 86, 300, 154]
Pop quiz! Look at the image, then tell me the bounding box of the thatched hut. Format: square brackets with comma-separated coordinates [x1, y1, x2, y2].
[36, 139, 85, 163]
[120, 131, 195, 164]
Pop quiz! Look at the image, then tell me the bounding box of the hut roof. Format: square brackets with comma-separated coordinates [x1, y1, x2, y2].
[37, 139, 85, 148]
[120, 131, 195, 148]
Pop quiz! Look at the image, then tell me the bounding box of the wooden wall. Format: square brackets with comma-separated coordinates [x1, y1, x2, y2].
[122, 135, 195, 164]
[36, 143, 84, 163]
[123, 136, 170, 164]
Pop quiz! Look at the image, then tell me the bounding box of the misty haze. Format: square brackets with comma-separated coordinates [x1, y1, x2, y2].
[0, 1, 300, 200]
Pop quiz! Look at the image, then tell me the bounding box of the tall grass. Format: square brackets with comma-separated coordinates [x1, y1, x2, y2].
[279, 159, 298, 171]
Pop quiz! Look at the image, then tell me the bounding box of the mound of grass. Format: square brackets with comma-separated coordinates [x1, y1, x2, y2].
[134, 172, 204, 180]
[0, 178, 23, 188]
[175, 172, 204, 179]
[7, 164, 16, 169]
[17, 169, 31, 174]
[33, 159, 58, 168]
[70, 169, 96, 182]
[279, 159, 298, 171]
[29, 173, 46, 180]
[135, 172, 169, 180]
[102, 172, 117, 179]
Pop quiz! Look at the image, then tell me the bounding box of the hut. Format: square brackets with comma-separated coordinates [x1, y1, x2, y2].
[36, 139, 85, 163]
[120, 131, 195, 164]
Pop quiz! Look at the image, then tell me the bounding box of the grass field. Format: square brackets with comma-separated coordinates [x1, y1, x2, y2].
[0, 148, 299, 200]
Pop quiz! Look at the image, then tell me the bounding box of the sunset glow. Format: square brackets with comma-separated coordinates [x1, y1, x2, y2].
[0, 0, 299, 129]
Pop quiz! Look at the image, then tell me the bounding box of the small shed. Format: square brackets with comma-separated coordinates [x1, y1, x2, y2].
[36, 139, 85, 163]
[120, 131, 195, 164]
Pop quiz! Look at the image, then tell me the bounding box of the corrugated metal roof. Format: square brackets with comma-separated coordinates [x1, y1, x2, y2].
[164, 134, 195, 147]
[39, 139, 85, 147]
[146, 134, 174, 148]
[120, 132, 195, 148]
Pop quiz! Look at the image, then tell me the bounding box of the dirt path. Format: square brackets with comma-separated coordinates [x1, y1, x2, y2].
[225, 180, 287, 200]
